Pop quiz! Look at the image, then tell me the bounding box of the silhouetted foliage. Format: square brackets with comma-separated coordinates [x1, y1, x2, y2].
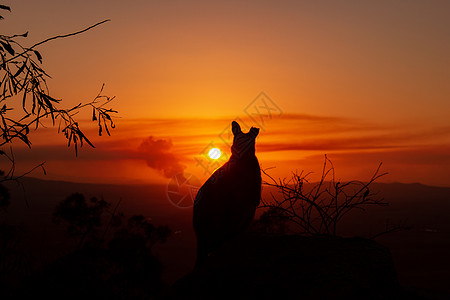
[250, 207, 290, 235]
[36, 193, 171, 299]
[256, 155, 388, 236]
[53, 193, 110, 249]
[0, 191, 171, 299]
[0, 5, 116, 183]
[0, 5, 10, 20]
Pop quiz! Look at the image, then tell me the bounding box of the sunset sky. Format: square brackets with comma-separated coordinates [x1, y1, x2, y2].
[2, 1, 450, 186]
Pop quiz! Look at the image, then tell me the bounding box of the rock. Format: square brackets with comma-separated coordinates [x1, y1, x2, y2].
[167, 233, 402, 299]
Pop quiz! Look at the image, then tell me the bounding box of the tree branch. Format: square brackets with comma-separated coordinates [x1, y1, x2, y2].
[4, 19, 111, 64]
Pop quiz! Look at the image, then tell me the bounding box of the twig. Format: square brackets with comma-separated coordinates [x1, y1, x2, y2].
[258, 155, 389, 237]
[4, 20, 111, 64]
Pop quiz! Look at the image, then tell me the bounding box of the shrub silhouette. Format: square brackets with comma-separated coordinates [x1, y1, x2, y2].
[193, 121, 261, 266]
[18, 192, 173, 299]
[255, 155, 389, 236]
[53, 193, 110, 249]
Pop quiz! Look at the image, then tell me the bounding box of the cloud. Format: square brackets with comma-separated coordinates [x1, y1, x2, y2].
[10, 115, 450, 186]
[257, 138, 399, 152]
[256, 122, 450, 153]
[9, 134, 187, 180]
[305, 146, 450, 166]
[299, 146, 450, 187]
[135, 136, 185, 178]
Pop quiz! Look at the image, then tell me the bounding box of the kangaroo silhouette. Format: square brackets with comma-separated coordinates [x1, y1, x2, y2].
[193, 121, 261, 267]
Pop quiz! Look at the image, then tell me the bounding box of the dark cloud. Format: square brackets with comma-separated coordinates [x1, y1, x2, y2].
[257, 139, 397, 152]
[9, 135, 187, 179]
[136, 136, 185, 178]
[305, 146, 450, 166]
[257, 125, 450, 153]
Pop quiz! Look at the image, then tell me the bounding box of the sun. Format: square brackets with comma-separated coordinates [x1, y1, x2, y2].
[208, 148, 221, 159]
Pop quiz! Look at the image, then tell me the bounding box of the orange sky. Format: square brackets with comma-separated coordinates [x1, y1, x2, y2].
[2, 1, 450, 187]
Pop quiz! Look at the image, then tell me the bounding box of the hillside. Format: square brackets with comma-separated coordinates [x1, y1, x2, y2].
[168, 233, 402, 299]
[2, 177, 450, 296]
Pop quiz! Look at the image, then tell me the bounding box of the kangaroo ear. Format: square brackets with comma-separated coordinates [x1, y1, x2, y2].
[232, 121, 242, 135]
[250, 127, 260, 137]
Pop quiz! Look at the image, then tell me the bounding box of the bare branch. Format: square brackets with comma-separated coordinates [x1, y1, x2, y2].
[256, 155, 389, 237]
[4, 20, 111, 64]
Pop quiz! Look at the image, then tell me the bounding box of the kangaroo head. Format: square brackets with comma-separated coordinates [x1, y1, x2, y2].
[231, 121, 259, 158]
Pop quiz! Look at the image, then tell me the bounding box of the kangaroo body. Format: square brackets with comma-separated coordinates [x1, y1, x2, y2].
[193, 121, 261, 267]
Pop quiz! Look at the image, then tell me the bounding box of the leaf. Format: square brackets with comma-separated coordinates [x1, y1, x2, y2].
[14, 62, 27, 79]
[33, 50, 42, 63]
[22, 90, 28, 113]
[0, 41, 14, 55]
[42, 93, 61, 103]
[23, 135, 32, 148]
[80, 132, 95, 148]
[92, 107, 97, 121]
[104, 122, 110, 136]
[363, 189, 370, 199]
[74, 136, 78, 156]
[31, 92, 36, 114]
